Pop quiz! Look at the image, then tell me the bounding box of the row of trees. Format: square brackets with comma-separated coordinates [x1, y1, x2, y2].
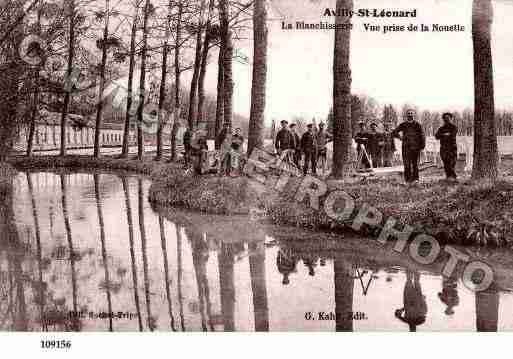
[327, 97, 513, 137]
[0, 0, 265, 161]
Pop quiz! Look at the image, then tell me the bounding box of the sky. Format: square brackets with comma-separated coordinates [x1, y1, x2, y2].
[198, 0, 513, 124]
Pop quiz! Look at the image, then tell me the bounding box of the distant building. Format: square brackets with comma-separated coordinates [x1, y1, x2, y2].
[13, 111, 179, 152]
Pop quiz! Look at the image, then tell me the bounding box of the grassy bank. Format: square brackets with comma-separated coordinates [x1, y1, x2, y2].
[148, 166, 263, 215]
[266, 176, 513, 247]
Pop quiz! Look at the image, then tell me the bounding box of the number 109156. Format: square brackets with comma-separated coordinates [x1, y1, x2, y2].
[40, 340, 71, 349]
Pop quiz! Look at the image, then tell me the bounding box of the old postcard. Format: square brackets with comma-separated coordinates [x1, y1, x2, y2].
[1, 0, 513, 349]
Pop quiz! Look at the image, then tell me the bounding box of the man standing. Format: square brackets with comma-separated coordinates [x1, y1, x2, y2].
[354, 121, 371, 169]
[301, 124, 318, 175]
[392, 109, 426, 184]
[183, 127, 192, 166]
[435, 112, 458, 180]
[367, 122, 382, 168]
[289, 123, 301, 168]
[316, 122, 332, 173]
[382, 123, 396, 167]
[274, 120, 294, 154]
[216, 123, 232, 175]
[230, 127, 244, 176]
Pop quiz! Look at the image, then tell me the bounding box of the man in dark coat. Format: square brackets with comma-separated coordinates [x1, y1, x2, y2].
[289, 123, 301, 168]
[392, 109, 426, 183]
[435, 112, 458, 180]
[367, 122, 382, 168]
[354, 121, 371, 169]
[183, 127, 192, 166]
[274, 120, 294, 154]
[301, 124, 318, 175]
[316, 122, 332, 167]
[382, 122, 396, 167]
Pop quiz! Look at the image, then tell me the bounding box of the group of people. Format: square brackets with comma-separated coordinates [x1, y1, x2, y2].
[354, 121, 396, 169]
[184, 109, 459, 183]
[183, 123, 245, 176]
[356, 109, 458, 183]
[274, 120, 332, 175]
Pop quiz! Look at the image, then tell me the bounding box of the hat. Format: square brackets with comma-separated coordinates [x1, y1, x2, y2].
[280, 120, 288, 125]
[442, 112, 453, 120]
[307, 124, 313, 128]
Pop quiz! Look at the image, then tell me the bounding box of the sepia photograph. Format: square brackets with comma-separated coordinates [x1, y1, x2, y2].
[1, 0, 513, 350]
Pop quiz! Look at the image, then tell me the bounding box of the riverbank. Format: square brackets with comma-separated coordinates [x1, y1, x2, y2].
[6, 155, 513, 247]
[266, 176, 513, 247]
[7, 154, 166, 175]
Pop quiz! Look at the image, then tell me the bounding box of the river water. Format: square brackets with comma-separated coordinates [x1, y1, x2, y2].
[2, 171, 513, 331]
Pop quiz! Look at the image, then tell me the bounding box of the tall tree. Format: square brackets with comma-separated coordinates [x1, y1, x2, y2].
[26, 1, 43, 156]
[59, 0, 77, 156]
[471, 0, 498, 180]
[247, 0, 267, 155]
[331, 0, 353, 178]
[214, 42, 224, 144]
[135, 0, 152, 160]
[93, 0, 112, 158]
[187, 0, 206, 129]
[219, 0, 233, 129]
[196, 0, 215, 129]
[155, 0, 174, 160]
[121, 0, 141, 158]
[170, 0, 183, 161]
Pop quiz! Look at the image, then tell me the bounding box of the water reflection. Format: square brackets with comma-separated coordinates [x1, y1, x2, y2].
[121, 177, 143, 331]
[394, 271, 427, 332]
[1, 171, 513, 331]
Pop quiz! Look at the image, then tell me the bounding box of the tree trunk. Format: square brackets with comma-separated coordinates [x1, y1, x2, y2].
[26, 4, 42, 157]
[170, 1, 183, 161]
[247, 0, 267, 156]
[136, 0, 151, 160]
[93, 0, 111, 158]
[214, 45, 224, 146]
[471, 0, 497, 180]
[187, 0, 206, 129]
[121, 2, 139, 158]
[155, 0, 173, 160]
[334, 259, 354, 332]
[196, 0, 214, 130]
[219, 0, 233, 130]
[331, 0, 353, 179]
[60, 0, 76, 157]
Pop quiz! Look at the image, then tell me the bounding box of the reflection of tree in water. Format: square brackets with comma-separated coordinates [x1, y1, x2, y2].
[249, 241, 269, 331]
[94, 174, 113, 331]
[138, 178, 156, 331]
[476, 285, 499, 332]
[217, 243, 238, 331]
[158, 215, 176, 331]
[59, 174, 81, 331]
[121, 176, 143, 331]
[334, 258, 354, 332]
[185, 226, 211, 331]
